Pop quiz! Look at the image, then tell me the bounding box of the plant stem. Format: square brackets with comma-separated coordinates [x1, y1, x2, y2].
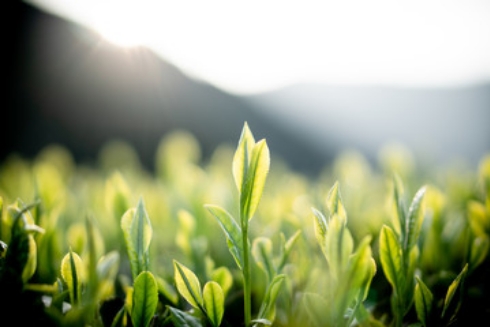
[242, 225, 252, 327]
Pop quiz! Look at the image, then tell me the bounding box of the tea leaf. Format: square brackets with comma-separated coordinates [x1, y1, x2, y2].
[277, 230, 301, 273]
[312, 207, 328, 257]
[442, 264, 468, 318]
[203, 281, 224, 327]
[174, 260, 203, 310]
[132, 271, 158, 327]
[326, 182, 347, 224]
[414, 277, 433, 327]
[325, 214, 354, 278]
[405, 186, 426, 251]
[211, 266, 233, 298]
[167, 306, 202, 327]
[256, 274, 286, 323]
[241, 139, 270, 222]
[205, 205, 244, 270]
[121, 197, 153, 280]
[61, 250, 85, 305]
[392, 174, 406, 238]
[379, 225, 404, 295]
[470, 236, 490, 271]
[233, 122, 255, 193]
[252, 237, 274, 280]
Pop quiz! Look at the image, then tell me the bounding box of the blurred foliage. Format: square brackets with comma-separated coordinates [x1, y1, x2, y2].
[0, 126, 489, 326]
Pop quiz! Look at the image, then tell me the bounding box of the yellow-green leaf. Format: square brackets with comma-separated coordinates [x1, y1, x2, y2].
[173, 260, 203, 309]
[205, 205, 243, 270]
[211, 266, 233, 298]
[241, 139, 270, 222]
[232, 122, 255, 193]
[61, 250, 85, 305]
[405, 186, 426, 251]
[256, 274, 286, 323]
[442, 264, 468, 318]
[203, 281, 225, 327]
[379, 225, 404, 295]
[121, 197, 153, 280]
[132, 271, 158, 327]
[326, 182, 347, 224]
[415, 276, 433, 327]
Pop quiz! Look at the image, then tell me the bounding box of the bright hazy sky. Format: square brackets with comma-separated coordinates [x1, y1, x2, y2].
[28, 0, 490, 95]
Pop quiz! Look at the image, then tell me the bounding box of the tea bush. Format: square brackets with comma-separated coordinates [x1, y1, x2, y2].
[0, 123, 489, 326]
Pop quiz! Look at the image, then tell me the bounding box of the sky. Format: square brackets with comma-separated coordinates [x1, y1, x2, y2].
[27, 0, 490, 95]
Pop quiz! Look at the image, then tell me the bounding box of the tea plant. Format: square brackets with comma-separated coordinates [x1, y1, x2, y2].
[0, 122, 489, 326]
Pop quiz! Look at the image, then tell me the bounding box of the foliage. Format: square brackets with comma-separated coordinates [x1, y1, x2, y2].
[0, 123, 489, 326]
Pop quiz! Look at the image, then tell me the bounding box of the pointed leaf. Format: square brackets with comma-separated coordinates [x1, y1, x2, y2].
[312, 207, 328, 257]
[326, 182, 347, 224]
[405, 186, 426, 251]
[470, 236, 490, 271]
[379, 225, 404, 295]
[442, 264, 468, 318]
[203, 281, 224, 327]
[325, 214, 354, 278]
[232, 122, 255, 193]
[392, 174, 406, 238]
[241, 139, 270, 222]
[257, 274, 286, 322]
[277, 230, 301, 273]
[252, 237, 275, 280]
[415, 277, 433, 327]
[132, 271, 158, 327]
[205, 205, 243, 270]
[174, 260, 203, 310]
[121, 197, 153, 279]
[61, 250, 85, 305]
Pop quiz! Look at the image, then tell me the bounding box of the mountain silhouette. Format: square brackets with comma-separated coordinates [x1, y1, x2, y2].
[4, 1, 330, 175]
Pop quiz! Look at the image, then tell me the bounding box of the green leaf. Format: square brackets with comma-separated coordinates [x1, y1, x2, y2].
[312, 207, 328, 258]
[252, 237, 274, 280]
[132, 271, 158, 327]
[203, 281, 224, 327]
[121, 197, 153, 280]
[61, 250, 85, 305]
[256, 274, 286, 323]
[167, 306, 203, 327]
[21, 234, 37, 283]
[470, 236, 490, 271]
[405, 186, 426, 251]
[276, 230, 301, 273]
[96, 251, 120, 300]
[204, 205, 243, 270]
[379, 225, 404, 296]
[324, 214, 354, 279]
[211, 267, 233, 298]
[442, 264, 468, 318]
[241, 139, 270, 222]
[233, 122, 255, 193]
[414, 277, 433, 327]
[174, 260, 204, 310]
[326, 182, 347, 224]
[392, 174, 406, 238]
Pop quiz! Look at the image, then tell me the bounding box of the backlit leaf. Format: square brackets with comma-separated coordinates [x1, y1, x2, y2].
[168, 306, 202, 327]
[379, 225, 404, 295]
[205, 205, 243, 270]
[442, 264, 468, 318]
[326, 182, 347, 224]
[241, 139, 270, 222]
[405, 186, 426, 251]
[203, 281, 224, 327]
[132, 271, 158, 327]
[61, 250, 85, 305]
[256, 274, 286, 323]
[252, 237, 274, 280]
[121, 197, 153, 280]
[415, 276, 433, 327]
[232, 122, 255, 193]
[174, 260, 203, 310]
[211, 266, 233, 298]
